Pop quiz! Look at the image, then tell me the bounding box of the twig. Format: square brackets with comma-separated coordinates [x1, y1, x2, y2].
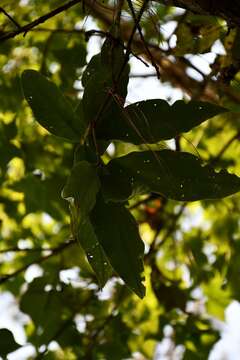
[0, 246, 55, 253]
[0, 0, 82, 42]
[145, 203, 186, 265]
[85, 29, 149, 66]
[210, 130, 240, 166]
[158, 204, 186, 247]
[0, 7, 21, 29]
[126, 0, 160, 78]
[84, 288, 125, 358]
[35, 317, 74, 359]
[117, 0, 149, 82]
[0, 239, 76, 285]
[35, 293, 93, 359]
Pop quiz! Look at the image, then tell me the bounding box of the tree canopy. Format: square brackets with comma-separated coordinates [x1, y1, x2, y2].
[1, 0, 240, 358]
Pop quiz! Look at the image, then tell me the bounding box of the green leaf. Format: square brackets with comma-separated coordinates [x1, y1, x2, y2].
[21, 70, 85, 142]
[82, 39, 129, 126]
[90, 195, 145, 298]
[96, 99, 227, 144]
[62, 161, 100, 214]
[0, 328, 21, 357]
[62, 162, 111, 286]
[53, 44, 86, 69]
[77, 218, 112, 287]
[0, 121, 20, 170]
[82, 54, 101, 88]
[99, 165, 132, 202]
[11, 174, 65, 219]
[20, 277, 66, 346]
[104, 150, 240, 201]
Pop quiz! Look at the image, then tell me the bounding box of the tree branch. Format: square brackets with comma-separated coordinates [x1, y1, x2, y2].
[0, 0, 82, 42]
[0, 7, 21, 29]
[0, 239, 76, 285]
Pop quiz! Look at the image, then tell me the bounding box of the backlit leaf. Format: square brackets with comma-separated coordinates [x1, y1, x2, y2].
[62, 162, 110, 286]
[77, 218, 112, 287]
[62, 161, 100, 214]
[96, 99, 227, 144]
[91, 195, 145, 298]
[21, 70, 85, 142]
[82, 39, 129, 126]
[104, 150, 240, 201]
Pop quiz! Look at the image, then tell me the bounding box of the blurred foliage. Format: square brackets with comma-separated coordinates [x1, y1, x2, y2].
[1, 1, 240, 359]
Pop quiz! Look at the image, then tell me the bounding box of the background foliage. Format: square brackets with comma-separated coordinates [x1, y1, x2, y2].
[1, 0, 240, 359]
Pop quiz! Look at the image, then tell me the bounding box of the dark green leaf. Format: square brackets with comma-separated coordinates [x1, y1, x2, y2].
[62, 161, 100, 214]
[21, 70, 85, 142]
[96, 99, 227, 144]
[62, 162, 110, 286]
[11, 174, 65, 219]
[53, 44, 86, 69]
[91, 195, 145, 298]
[82, 39, 129, 126]
[104, 150, 240, 201]
[99, 164, 132, 202]
[20, 277, 65, 345]
[0, 328, 21, 357]
[81, 54, 101, 87]
[0, 121, 20, 170]
[77, 218, 112, 287]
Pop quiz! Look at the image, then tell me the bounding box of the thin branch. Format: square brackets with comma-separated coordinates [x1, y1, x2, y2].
[35, 294, 93, 359]
[145, 203, 186, 265]
[35, 317, 74, 359]
[130, 72, 156, 78]
[86, 0, 150, 139]
[210, 130, 240, 166]
[126, 0, 160, 78]
[0, 247, 48, 253]
[0, 0, 82, 42]
[0, 244, 73, 253]
[0, 239, 76, 285]
[84, 288, 125, 358]
[85, 29, 149, 66]
[80, 0, 240, 103]
[28, 26, 149, 67]
[118, 0, 149, 81]
[0, 7, 21, 29]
